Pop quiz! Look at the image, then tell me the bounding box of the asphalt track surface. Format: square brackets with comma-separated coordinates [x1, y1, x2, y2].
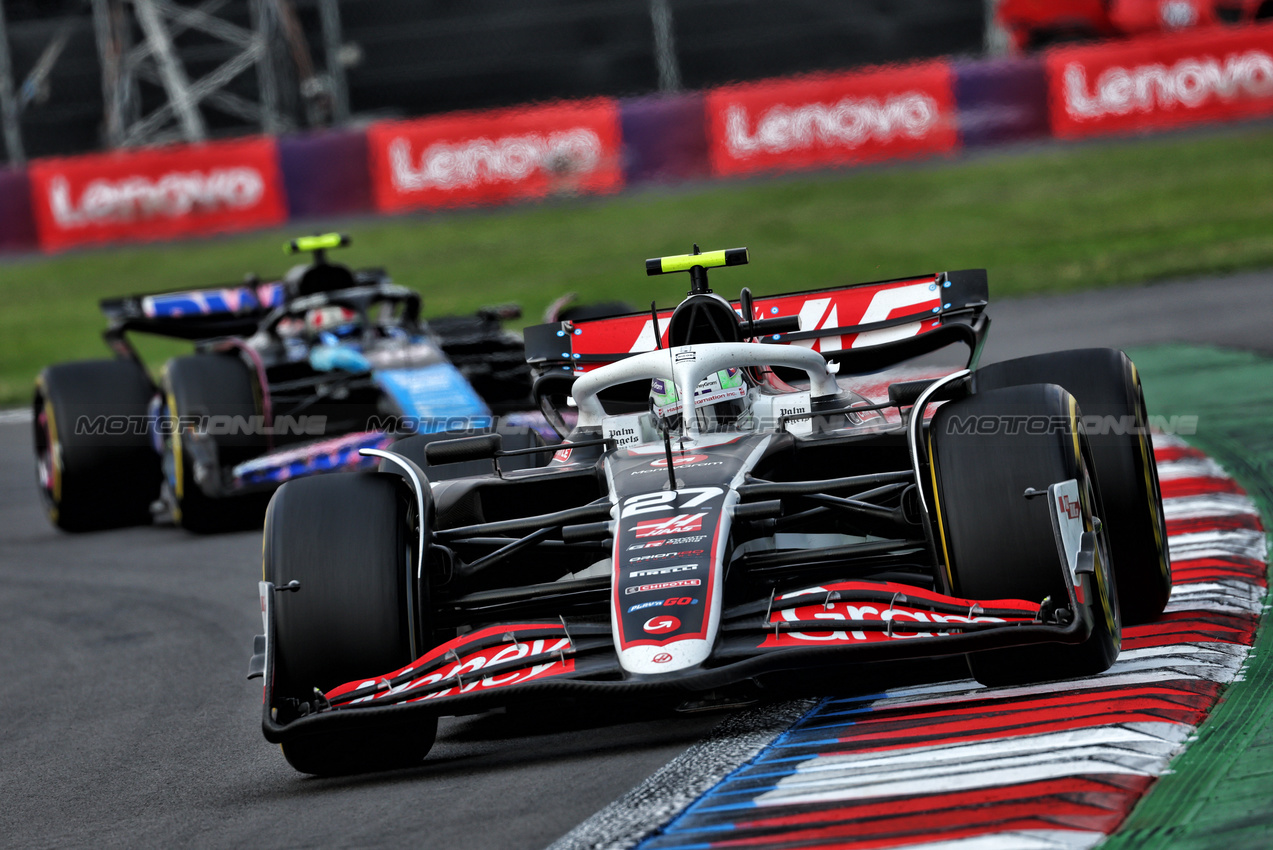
[1, 270, 1271, 848]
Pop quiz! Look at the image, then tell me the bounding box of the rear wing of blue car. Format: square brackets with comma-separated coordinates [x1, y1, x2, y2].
[98, 269, 392, 343]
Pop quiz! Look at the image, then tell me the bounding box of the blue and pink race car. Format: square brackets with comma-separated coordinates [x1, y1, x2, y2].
[33, 234, 575, 532]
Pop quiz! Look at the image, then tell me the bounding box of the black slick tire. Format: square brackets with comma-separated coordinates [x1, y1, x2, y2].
[976, 348, 1170, 624]
[264, 472, 435, 775]
[33, 359, 160, 531]
[929, 383, 1121, 687]
[162, 354, 269, 533]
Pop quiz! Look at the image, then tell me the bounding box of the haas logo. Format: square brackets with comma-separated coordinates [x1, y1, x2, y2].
[1058, 494, 1081, 520]
[795, 283, 939, 352]
[634, 514, 707, 538]
[644, 616, 681, 634]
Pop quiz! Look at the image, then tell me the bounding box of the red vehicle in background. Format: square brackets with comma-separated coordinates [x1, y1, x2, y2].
[996, 0, 1273, 52]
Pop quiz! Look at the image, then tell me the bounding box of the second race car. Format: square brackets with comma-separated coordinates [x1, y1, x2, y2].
[33, 233, 572, 533]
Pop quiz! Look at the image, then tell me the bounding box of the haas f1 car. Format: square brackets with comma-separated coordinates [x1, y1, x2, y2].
[32, 234, 557, 533]
[250, 248, 1169, 775]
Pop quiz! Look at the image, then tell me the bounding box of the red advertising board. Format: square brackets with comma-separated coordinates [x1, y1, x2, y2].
[1046, 22, 1273, 138]
[705, 62, 960, 177]
[27, 137, 287, 252]
[366, 99, 624, 212]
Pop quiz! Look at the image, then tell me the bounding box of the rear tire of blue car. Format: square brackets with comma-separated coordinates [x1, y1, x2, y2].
[974, 348, 1170, 625]
[162, 353, 269, 533]
[264, 472, 436, 775]
[929, 383, 1121, 688]
[33, 359, 160, 531]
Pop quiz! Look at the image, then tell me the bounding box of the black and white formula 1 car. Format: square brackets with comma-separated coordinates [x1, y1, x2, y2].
[250, 247, 1169, 775]
[31, 233, 568, 533]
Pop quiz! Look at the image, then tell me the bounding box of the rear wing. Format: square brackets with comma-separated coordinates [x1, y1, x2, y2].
[525, 269, 989, 376]
[98, 269, 389, 342]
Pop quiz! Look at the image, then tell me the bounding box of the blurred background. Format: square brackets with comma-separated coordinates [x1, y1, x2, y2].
[0, 0, 990, 157]
[1, 0, 1272, 403]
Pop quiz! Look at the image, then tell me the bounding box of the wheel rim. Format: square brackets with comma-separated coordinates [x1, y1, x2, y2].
[1133, 377, 1170, 588]
[161, 390, 186, 524]
[1078, 434, 1121, 644]
[33, 393, 61, 509]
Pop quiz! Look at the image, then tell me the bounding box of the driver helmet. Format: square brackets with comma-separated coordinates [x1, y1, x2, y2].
[304, 305, 360, 339]
[651, 368, 750, 432]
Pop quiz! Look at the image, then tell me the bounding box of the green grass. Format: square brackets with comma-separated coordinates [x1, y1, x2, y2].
[3, 125, 1273, 406]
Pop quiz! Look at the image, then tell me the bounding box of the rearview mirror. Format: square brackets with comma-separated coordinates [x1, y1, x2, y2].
[424, 433, 503, 465]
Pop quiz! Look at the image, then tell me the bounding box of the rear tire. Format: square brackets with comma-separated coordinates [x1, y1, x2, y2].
[33, 360, 160, 531]
[976, 349, 1169, 624]
[163, 354, 269, 533]
[929, 383, 1121, 687]
[264, 472, 435, 775]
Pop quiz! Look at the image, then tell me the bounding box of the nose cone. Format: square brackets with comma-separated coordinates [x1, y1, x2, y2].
[619, 639, 712, 675]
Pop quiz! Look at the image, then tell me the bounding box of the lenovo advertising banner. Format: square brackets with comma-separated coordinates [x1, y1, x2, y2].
[1047, 22, 1273, 138]
[704, 61, 960, 177]
[28, 137, 287, 252]
[366, 99, 625, 212]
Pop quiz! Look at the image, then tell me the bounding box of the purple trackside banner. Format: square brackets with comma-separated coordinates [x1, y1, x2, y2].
[953, 57, 1050, 147]
[0, 166, 38, 253]
[619, 93, 711, 184]
[277, 129, 372, 219]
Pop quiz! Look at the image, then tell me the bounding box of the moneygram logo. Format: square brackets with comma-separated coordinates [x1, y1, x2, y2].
[643, 615, 681, 634]
[650, 454, 708, 468]
[1063, 51, 1273, 120]
[48, 169, 265, 227]
[724, 93, 940, 156]
[389, 129, 603, 191]
[633, 514, 707, 538]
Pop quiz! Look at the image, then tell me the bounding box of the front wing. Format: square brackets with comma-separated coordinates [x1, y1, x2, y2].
[256, 566, 1100, 744]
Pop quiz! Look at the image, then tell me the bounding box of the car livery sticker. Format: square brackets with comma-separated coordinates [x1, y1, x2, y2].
[606, 434, 778, 674]
[324, 623, 576, 705]
[758, 581, 1038, 647]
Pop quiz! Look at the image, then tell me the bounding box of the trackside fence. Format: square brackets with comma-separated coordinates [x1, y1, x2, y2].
[1, 22, 1271, 254]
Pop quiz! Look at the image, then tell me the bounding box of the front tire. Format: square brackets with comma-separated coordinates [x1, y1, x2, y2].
[33, 360, 160, 531]
[264, 472, 436, 775]
[929, 383, 1120, 687]
[976, 348, 1169, 624]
